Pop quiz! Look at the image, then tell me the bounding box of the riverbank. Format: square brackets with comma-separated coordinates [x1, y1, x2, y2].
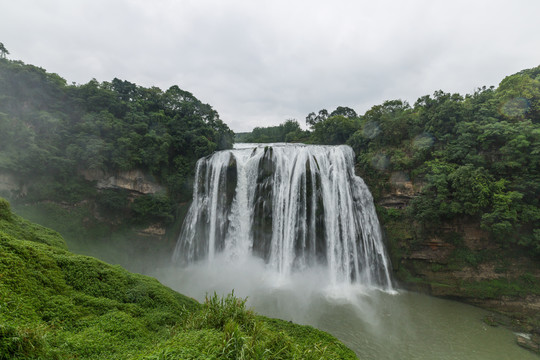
[378, 200, 540, 354]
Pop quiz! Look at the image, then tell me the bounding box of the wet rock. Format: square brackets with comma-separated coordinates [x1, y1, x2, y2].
[225, 154, 237, 208]
[215, 153, 237, 252]
[516, 334, 540, 353]
[252, 146, 274, 262]
[379, 195, 413, 209]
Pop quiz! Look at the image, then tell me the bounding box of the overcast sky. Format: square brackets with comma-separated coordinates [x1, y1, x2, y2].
[1, 0, 539, 132]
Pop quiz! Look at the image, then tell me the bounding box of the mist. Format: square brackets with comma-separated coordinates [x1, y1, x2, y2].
[143, 252, 534, 360]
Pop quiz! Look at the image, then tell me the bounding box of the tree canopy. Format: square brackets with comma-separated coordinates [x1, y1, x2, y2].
[236, 119, 309, 143]
[239, 66, 540, 256]
[351, 67, 540, 255]
[0, 58, 234, 207]
[0, 42, 8, 58]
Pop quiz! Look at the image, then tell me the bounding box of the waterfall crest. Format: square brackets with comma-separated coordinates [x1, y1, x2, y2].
[173, 143, 393, 289]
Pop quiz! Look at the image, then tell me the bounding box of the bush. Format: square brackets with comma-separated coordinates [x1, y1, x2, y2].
[0, 324, 51, 360]
[0, 197, 11, 220]
[187, 291, 255, 332]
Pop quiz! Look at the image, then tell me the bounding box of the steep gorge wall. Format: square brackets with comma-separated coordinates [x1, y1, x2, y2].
[1, 169, 181, 273]
[377, 177, 540, 334]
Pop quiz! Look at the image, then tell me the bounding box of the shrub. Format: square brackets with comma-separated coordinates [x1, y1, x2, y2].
[0, 197, 11, 220]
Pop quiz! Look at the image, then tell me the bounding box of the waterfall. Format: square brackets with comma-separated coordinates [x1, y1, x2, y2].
[173, 143, 393, 289]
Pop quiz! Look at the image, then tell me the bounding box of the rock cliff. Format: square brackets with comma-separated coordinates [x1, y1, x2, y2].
[80, 169, 164, 194]
[378, 177, 540, 343]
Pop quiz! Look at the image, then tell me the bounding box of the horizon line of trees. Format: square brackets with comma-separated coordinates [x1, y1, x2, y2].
[237, 65, 540, 256]
[1, 42, 538, 255]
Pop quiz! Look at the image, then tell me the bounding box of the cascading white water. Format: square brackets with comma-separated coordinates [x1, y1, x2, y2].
[173, 143, 393, 290]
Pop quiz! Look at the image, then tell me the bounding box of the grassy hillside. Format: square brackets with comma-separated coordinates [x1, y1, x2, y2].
[0, 197, 356, 359]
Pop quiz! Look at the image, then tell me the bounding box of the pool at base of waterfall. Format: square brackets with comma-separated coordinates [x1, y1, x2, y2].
[153, 256, 537, 360]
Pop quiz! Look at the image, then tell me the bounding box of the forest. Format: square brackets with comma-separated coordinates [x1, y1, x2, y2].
[1, 47, 540, 357]
[240, 67, 540, 257]
[0, 57, 234, 224]
[1, 55, 538, 257]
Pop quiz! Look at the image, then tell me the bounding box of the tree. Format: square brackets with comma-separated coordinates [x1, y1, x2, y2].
[311, 115, 359, 145]
[495, 69, 540, 123]
[330, 106, 357, 118]
[360, 100, 412, 147]
[241, 119, 303, 143]
[306, 109, 328, 128]
[0, 42, 8, 59]
[414, 91, 465, 141]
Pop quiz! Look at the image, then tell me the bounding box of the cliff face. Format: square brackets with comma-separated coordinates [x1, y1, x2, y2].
[1, 169, 165, 197]
[80, 169, 165, 195]
[378, 179, 540, 334]
[2, 169, 179, 274]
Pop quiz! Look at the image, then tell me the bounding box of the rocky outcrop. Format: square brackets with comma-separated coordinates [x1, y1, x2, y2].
[517, 333, 540, 354]
[390, 216, 540, 320]
[138, 224, 167, 237]
[80, 169, 164, 194]
[377, 175, 540, 335]
[378, 171, 422, 209]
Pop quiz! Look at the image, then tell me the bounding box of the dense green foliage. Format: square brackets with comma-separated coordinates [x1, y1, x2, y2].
[235, 119, 309, 143]
[0, 57, 234, 208]
[310, 115, 360, 145]
[347, 70, 540, 255]
[236, 107, 360, 145]
[0, 197, 356, 359]
[242, 66, 540, 256]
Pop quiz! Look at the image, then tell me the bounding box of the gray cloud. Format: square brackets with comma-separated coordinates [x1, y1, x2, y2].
[1, 0, 539, 131]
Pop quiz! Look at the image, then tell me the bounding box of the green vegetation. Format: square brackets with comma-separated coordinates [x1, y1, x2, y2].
[235, 119, 309, 143]
[0, 197, 356, 359]
[240, 66, 540, 257]
[458, 276, 540, 300]
[348, 77, 540, 256]
[0, 53, 236, 257]
[0, 56, 233, 210]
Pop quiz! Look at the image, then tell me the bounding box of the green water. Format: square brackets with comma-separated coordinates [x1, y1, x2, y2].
[157, 260, 537, 360]
[250, 289, 536, 360]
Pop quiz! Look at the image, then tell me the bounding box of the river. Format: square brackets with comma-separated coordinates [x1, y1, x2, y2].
[153, 255, 536, 360]
[160, 142, 537, 359]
